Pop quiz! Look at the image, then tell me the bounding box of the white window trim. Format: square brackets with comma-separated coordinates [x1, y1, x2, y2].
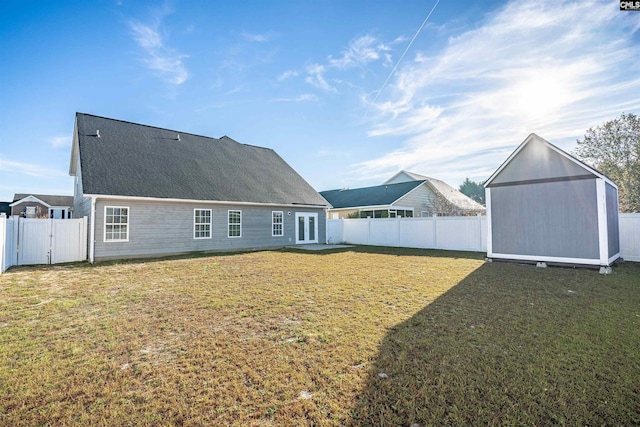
[272, 211, 284, 237]
[193, 208, 212, 239]
[228, 210, 242, 238]
[104, 206, 129, 242]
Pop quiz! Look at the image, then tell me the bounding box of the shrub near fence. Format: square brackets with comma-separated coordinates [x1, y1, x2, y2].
[327, 214, 640, 261]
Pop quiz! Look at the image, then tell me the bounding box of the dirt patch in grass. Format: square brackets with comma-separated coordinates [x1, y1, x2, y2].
[0, 247, 638, 426]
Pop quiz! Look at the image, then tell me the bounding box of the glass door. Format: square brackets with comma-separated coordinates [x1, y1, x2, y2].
[295, 212, 318, 244]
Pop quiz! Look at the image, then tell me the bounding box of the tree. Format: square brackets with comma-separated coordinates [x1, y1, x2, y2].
[573, 113, 640, 213]
[459, 177, 485, 205]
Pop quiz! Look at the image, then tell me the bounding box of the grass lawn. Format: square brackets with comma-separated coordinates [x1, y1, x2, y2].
[1, 246, 639, 426]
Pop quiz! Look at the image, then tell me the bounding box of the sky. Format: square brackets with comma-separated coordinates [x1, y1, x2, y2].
[1, 0, 639, 203]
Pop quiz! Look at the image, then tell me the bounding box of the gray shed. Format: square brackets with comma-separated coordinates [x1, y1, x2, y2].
[484, 133, 620, 267]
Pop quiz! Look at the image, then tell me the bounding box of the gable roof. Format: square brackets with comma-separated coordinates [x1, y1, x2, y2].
[383, 170, 486, 212]
[70, 113, 329, 206]
[11, 194, 73, 207]
[424, 176, 486, 212]
[484, 133, 615, 188]
[384, 170, 430, 184]
[320, 181, 425, 209]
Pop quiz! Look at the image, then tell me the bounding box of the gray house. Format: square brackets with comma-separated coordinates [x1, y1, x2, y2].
[69, 113, 329, 262]
[484, 133, 620, 268]
[321, 171, 485, 219]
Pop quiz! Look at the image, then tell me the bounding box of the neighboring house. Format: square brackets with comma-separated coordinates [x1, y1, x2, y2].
[321, 171, 485, 219]
[10, 194, 74, 219]
[69, 113, 330, 262]
[485, 133, 620, 268]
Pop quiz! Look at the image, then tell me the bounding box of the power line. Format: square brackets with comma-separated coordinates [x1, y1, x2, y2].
[370, 0, 440, 108]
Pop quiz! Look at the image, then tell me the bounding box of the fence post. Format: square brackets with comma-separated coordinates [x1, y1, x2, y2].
[397, 215, 401, 247]
[433, 214, 438, 249]
[0, 215, 5, 273]
[477, 214, 483, 252]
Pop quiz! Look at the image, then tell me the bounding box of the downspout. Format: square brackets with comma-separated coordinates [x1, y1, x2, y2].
[90, 196, 96, 263]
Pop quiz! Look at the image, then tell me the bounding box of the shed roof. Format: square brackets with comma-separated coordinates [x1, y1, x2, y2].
[320, 181, 425, 209]
[70, 113, 329, 206]
[484, 133, 615, 188]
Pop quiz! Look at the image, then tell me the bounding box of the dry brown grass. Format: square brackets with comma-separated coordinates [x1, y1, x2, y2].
[0, 247, 638, 426]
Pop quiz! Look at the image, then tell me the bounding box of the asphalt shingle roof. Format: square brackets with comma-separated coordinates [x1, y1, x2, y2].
[319, 181, 425, 209]
[13, 194, 74, 207]
[74, 113, 328, 206]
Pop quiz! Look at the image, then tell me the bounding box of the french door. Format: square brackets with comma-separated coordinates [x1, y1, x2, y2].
[295, 212, 318, 244]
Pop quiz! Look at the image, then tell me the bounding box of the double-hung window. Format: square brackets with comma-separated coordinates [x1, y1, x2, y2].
[228, 210, 241, 238]
[272, 211, 283, 236]
[194, 209, 212, 239]
[104, 206, 129, 242]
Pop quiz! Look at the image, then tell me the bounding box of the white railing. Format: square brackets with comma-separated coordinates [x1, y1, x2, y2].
[328, 214, 640, 262]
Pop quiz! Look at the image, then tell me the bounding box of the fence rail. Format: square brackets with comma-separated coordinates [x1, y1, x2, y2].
[327, 213, 640, 262]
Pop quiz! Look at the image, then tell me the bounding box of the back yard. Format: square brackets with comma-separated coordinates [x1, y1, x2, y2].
[1, 247, 638, 426]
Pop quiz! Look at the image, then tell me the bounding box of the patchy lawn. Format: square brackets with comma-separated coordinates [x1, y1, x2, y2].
[0, 247, 638, 426]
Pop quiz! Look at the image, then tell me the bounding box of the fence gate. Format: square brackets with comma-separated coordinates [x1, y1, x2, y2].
[18, 218, 53, 265]
[2, 217, 88, 269]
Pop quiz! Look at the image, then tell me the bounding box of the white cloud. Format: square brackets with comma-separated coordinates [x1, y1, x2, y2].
[49, 135, 71, 148]
[305, 64, 337, 92]
[329, 35, 390, 69]
[241, 31, 271, 42]
[0, 159, 67, 177]
[277, 70, 298, 81]
[358, 0, 640, 185]
[129, 21, 188, 85]
[271, 94, 318, 102]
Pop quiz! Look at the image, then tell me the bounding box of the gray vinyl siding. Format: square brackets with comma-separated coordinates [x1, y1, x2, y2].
[490, 179, 599, 259]
[393, 184, 437, 217]
[606, 183, 620, 258]
[93, 199, 325, 261]
[490, 140, 590, 185]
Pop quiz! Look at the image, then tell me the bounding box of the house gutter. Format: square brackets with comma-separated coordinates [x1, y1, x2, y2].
[89, 196, 96, 264]
[83, 194, 329, 209]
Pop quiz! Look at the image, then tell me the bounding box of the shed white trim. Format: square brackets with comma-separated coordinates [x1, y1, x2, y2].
[489, 253, 602, 266]
[485, 187, 492, 257]
[9, 195, 52, 208]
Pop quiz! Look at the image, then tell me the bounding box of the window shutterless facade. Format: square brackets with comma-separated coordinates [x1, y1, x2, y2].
[104, 206, 129, 242]
[194, 209, 212, 239]
[272, 211, 283, 236]
[228, 210, 241, 238]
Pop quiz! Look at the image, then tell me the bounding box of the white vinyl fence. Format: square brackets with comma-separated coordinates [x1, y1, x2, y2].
[619, 213, 640, 262]
[327, 215, 487, 252]
[327, 213, 640, 262]
[1, 216, 88, 272]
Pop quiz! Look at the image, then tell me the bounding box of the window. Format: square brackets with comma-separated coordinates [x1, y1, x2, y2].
[104, 206, 129, 241]
[395, 209, 414, 218]
[228, 210, 241, 238]
[194, 209, 212, 239]
[272, 211, 283, 236]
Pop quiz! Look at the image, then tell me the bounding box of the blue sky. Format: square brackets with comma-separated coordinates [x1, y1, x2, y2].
[1, 0, 639, 203]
